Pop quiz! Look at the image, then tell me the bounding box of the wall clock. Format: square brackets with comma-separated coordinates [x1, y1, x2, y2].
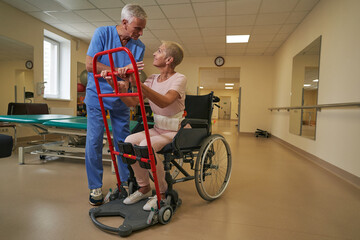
[214, 56, 225, 67]
[25, 60, 33, 69]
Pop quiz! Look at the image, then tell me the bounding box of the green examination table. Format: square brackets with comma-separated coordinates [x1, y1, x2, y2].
[0, 114, 153, 164]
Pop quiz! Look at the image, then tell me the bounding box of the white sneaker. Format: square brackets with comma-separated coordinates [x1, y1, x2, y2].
[143, 195, 158, 211]
[123, 190, 152, 205]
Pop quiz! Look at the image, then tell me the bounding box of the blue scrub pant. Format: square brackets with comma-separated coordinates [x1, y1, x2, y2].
[85, 105, 130, 189]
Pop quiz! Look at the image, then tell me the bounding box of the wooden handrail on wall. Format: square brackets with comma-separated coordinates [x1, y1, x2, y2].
[269, 102, 360, 112]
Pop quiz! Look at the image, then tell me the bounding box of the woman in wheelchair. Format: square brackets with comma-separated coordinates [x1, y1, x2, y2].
[101, 41, 186, 211]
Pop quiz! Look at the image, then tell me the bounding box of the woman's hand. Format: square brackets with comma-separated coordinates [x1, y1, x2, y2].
[101, 69, 129, 92]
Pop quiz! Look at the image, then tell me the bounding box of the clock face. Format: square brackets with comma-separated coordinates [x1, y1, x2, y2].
[215, 56, 224, 67]
[25, 60, 33, 69]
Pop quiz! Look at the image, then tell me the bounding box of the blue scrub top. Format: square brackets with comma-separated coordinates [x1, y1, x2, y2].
[85, 26, 145, 110]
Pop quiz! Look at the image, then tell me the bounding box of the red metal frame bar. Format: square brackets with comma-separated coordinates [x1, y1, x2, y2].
[92, 47, 161, 208]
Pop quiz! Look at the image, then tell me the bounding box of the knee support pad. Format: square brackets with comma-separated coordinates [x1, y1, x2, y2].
[133, 145, 157, 169]
[118, 141, 136, 165]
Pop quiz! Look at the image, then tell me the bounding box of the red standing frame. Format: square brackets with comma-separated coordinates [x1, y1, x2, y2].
[92, 47, 161, 208]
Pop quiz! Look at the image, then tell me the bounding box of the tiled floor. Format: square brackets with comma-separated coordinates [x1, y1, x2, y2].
[0, 120, 359, 240]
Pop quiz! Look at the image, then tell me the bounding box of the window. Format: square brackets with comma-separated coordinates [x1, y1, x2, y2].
[43, 37, 59, 98]
[43, 30, 71, 100]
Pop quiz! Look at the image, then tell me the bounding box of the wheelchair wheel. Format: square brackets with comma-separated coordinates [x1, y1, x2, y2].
[195, 134, 232, 201]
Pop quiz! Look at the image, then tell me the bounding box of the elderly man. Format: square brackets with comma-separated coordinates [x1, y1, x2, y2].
[85, 4, 147, 205]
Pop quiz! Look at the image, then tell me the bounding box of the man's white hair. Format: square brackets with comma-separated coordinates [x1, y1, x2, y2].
[121, 4, 147, 23]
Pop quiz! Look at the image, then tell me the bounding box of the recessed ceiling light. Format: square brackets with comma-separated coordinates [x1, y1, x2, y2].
[303, 84, 311, 87]
[225, 87, 233, 89]
[313, 79, 319, 82]
[225, 83, 234, 86]
[199, 86, 204, 89]
[226, 35, 250, 43]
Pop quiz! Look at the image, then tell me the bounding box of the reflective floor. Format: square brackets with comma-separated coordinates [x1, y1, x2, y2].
[0, 119, 359, 240]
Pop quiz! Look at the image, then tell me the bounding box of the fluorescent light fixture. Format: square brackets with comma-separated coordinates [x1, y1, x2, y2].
[226, 35, 250, 43]
[303, 84, 311, 87]
[225, 83, 234, 86]
[313, 79, 319, 82]
[225, 87, 233, 89]
[199, 86, 204, 89]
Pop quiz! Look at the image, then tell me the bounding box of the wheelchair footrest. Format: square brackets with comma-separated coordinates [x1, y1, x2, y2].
[133, 145, 157, 169]
[118, 141, 136, 165]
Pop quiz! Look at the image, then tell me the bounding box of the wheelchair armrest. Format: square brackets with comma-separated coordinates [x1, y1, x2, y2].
[180, 118, 208, 129]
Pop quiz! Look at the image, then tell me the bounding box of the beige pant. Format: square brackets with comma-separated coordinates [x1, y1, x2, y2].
[125, 126, 177, 193]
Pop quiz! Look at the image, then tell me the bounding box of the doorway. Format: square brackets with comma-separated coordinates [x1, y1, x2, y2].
[219, 96, 231, 119]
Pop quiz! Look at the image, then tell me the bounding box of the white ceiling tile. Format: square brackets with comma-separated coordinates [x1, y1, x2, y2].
[142, 6, 166, 19]
[69, 23, 97, 33]
[142, 38, 161, 45]
[56, 0, 95, 10]
[226, 0, 262, 15]
[295, 0, 320, 11]
[141, 30, 156, 39]
[176, 29, 202, 37]
[88, 0, 124, 9]
[2, 0, 40, 12]
[75, 9, 112, 22]
[180, 36, 204, 44]
[122, 0, 157, 6]
[269, 41, 283, 48]
[286, 11, 308, 24]
[68, 31, 89, 38]
[226, 26, 252, 35]
[47, 11, 87, 23]
[51, 23, 79, 33]
[185, 44, 206, 51]
[250, 34, 275, 42]
[191, 0, 223, 2]
[248, 41, 270, 48]
[161, 4, 194, 18]
[204, 43, 225, 49]
[28, 11, 62, 24]
[156, 0, 190, 4]
[260, 0, 298, 13]
[226, 15, 257, 27]
[146, 19, 172, 30]
[151, 29, 178, 39]
[226, 44, 247, 50]
[272, 33, 290, 41]
[252, 25, 281, 34]
[226, 48, 246, 56]
[101, 8, 123, 21]
[192, 2, 225, 17]
[92, 21, 117, 28]
[198, 16, 225, 28]
[201, 28, 225, 37]
[26, 0, 67, 11]
[169, 18, 198, 29]
[203, 36, 225, 44]
[255, 13, 289, 25]
[278, 24, 298, 33]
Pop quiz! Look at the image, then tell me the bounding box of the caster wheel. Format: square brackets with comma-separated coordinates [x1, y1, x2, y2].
[158, 205, 173, 225]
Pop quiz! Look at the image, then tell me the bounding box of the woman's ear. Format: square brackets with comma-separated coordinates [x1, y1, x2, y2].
[166, 56, 174, 65]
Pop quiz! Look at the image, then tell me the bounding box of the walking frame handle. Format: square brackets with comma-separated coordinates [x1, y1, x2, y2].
[92, 47, 162, 209]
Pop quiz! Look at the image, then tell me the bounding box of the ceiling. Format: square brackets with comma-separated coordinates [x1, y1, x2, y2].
[2, 0, 320, 58]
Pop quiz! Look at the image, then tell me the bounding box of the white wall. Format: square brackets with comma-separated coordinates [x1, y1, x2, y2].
[143, 56, 274, 133]
[271, 0, 360, 176]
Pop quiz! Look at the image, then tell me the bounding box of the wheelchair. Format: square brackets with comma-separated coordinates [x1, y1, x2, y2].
[88, 47, 232, 237]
